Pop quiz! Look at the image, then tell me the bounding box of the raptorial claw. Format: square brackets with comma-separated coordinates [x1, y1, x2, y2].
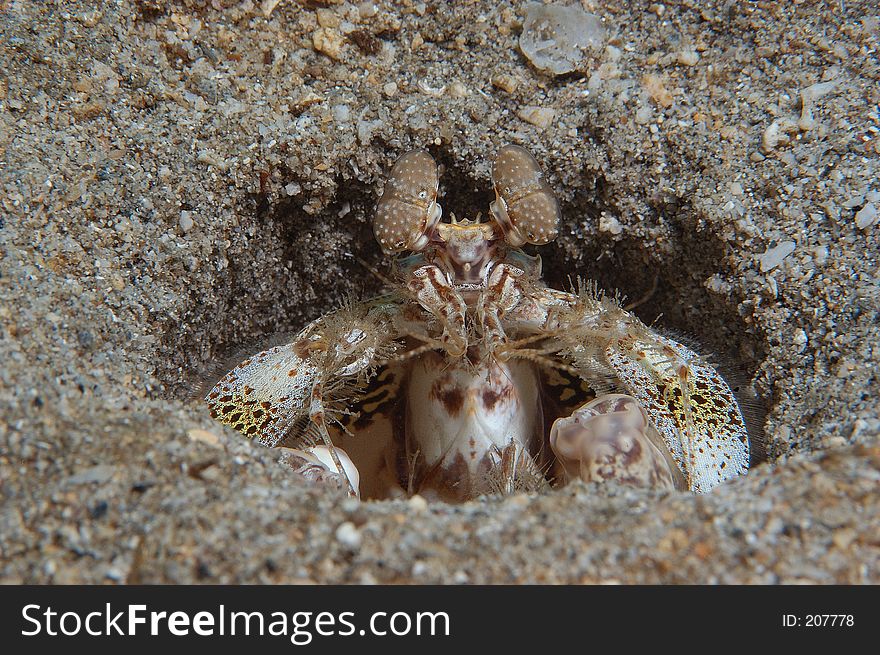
[279, 445, 361, 498]
[549, 394, 686, 491]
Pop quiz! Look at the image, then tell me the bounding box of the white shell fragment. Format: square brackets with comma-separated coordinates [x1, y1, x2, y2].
[335, 521, 363, 550]
[855, 202, 877, 229]
[798, 80, 837, 131]
[519, 2, 605, 75]
[758, 240, 796, 272]
[761, 118, 798, 153]
[179, 210, 194, 233]
[516, 106, 557, 129]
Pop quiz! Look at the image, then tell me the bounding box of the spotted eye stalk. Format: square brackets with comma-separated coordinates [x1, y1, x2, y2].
[490, 145, 560, 247]
[374, 150, 442, 254]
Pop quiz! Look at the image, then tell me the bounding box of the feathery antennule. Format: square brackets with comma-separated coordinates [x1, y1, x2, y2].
[354, 254, 396, 289]
[480, 444, 551, 496]
[505, 349, 582, 377]
[623, 274, 659, 311]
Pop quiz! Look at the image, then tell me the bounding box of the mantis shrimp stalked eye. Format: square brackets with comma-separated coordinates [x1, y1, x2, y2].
[490, 144, 560, 247]
[373, 149, 442, 254]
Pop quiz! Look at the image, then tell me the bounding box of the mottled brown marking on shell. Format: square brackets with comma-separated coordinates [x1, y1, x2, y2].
[431, 374, 465, 416]
[481, 386, 513, 411]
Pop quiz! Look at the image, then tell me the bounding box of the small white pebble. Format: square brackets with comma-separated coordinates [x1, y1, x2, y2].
[855, 202, 877, 229]
[333, 104, 350, 123]
[179, 210, 194, 233]
[705, 274, 731, 294]
[598, 212, 623, 235]
[335, 521, 362, 550]
[761, 118, 797, 153]
[383, 82, 398, 97]
[187, 428, 221, 448]
[357, 119, 382, 145]
[408, 494, 428, 512]
[340, 497, 361, 514]
[634, 105, 653, 125]
[357, 1, 377, 19]
[677, 50, 699, 66]
[516, 106, 556, 129]
[448, 81, 468, 98]
[758, 241, 795, 272]
[284, 181, 301, 196]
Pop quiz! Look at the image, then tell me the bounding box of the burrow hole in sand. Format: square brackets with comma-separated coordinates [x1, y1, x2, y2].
[158, 146, 770, 501]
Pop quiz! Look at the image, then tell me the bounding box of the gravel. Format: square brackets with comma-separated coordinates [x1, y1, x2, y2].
[1, 0, 877, 583]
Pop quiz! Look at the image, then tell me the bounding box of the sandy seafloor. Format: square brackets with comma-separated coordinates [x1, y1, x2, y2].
[0, 0, 878, 584]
